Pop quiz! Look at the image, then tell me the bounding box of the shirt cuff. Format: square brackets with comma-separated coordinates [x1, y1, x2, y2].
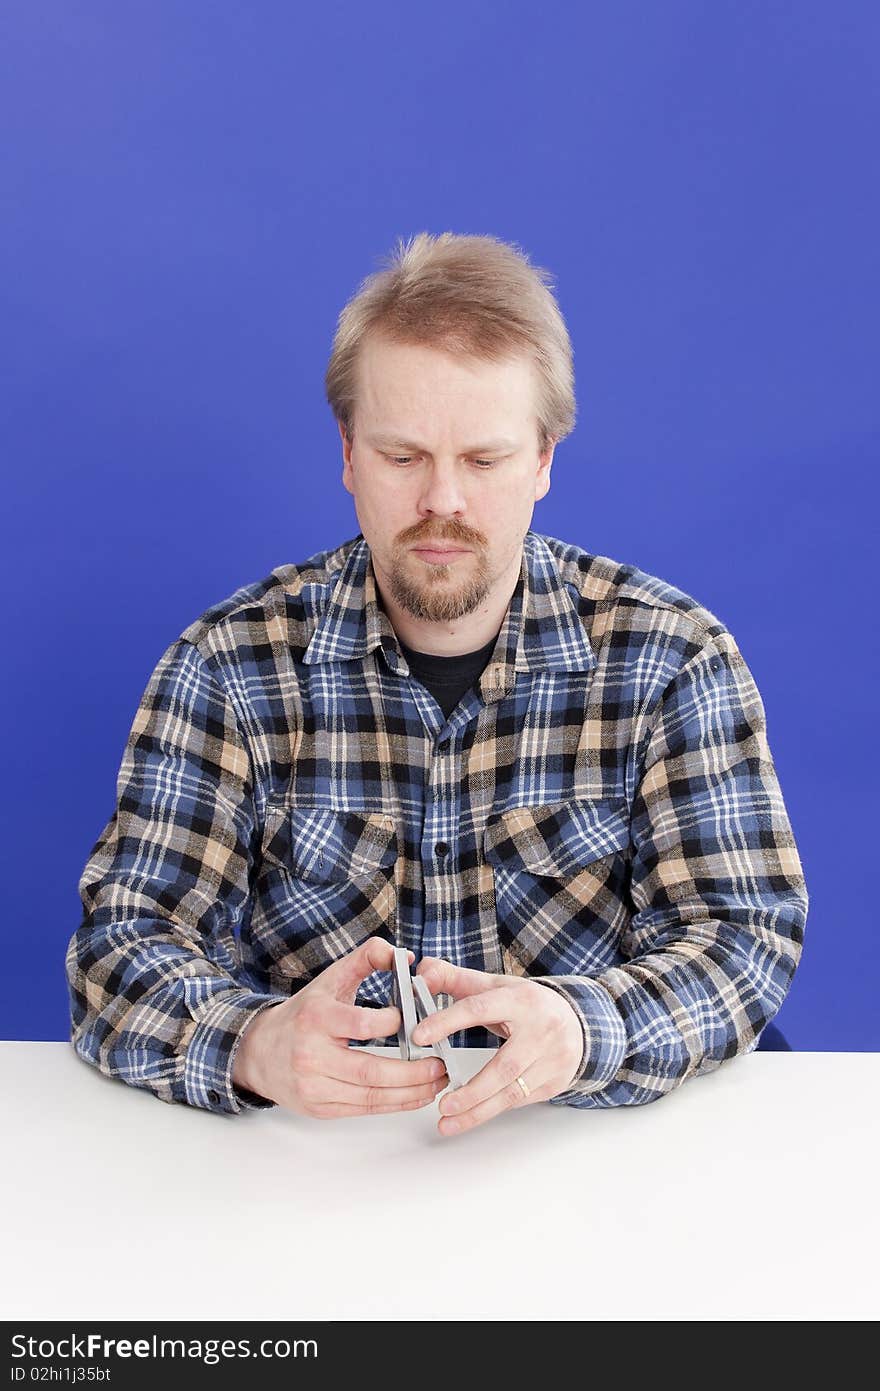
[533, 975, 627, 1102]
[183, 989, 286, 1114]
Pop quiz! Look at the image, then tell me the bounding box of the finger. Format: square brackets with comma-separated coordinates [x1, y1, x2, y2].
[318, 937, 413, 999]
[305, 1073, 449, 1114]
[436, 1072, 540, 1135]
[436, 1046, 540, 1134]
[323, 999, 403, 1042]
[309, 1095, 443, 1119]
[415, 957, 503, 1000]
[410, 984, 522, 1048]
[326, 1046, 449, 1090]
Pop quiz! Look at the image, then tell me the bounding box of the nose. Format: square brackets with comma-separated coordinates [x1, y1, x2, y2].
[416, 460, 468, 519]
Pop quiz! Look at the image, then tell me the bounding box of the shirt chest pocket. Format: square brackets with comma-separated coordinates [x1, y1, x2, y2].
[252, 805, 399, 990]
[261, 805, 398, 884]
[483, 799, 632, 978]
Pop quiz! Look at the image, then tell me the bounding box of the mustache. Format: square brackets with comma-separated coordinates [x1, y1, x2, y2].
[402, 527, 483, 547]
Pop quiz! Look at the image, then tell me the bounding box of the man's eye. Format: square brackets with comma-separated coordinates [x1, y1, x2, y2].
[387, 455, 497, 469]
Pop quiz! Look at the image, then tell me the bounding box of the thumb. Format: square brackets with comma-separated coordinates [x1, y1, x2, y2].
[319, 936, 412, 1002]
[415, 956, 501, 1000]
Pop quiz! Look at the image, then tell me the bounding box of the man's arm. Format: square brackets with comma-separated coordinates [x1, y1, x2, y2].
[537, 629, 809, 1107]
[403, 626, 808, 1133]
[66, 637, 284, 1114]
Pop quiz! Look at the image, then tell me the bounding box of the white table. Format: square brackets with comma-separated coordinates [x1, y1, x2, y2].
[3, 1043, 877, 1321]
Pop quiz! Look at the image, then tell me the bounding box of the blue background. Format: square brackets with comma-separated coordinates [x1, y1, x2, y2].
[2, 2, 877, 1049]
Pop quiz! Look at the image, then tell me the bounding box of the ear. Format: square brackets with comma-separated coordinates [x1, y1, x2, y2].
[339, 420, 354, 494]
[534, 440, 555, 502]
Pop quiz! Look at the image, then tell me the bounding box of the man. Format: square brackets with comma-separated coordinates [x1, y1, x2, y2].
[67, 232, 808, 1136]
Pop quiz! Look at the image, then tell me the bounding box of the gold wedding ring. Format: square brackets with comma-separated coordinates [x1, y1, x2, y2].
[514, 1074, 530, 1100]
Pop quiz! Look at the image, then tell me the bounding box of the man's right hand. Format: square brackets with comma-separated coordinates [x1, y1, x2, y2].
[231, 936, 449, 1116]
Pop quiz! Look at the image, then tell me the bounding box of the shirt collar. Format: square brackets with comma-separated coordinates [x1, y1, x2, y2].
[302, 531, 596, 701]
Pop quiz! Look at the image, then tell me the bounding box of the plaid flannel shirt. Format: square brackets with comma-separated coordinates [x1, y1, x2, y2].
[67, 530, 808, 1114]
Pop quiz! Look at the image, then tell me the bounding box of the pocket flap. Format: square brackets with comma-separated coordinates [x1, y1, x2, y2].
[261, 805, 398, 883]
[484, 799, 630, 879]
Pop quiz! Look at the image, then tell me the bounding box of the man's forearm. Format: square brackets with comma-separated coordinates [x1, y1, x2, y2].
[66, 916, 283, 1112]
[538, 909, 803, 1109]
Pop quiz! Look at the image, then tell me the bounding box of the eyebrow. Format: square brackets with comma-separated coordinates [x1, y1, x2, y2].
[366, 434, 518, 455]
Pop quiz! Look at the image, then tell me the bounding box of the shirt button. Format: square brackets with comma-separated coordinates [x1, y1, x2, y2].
[208, 1089, 221, 1106]
[434, 841, 449, 857]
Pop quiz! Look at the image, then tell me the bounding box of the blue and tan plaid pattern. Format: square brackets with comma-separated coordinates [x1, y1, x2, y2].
[66, 530, 808, 1113]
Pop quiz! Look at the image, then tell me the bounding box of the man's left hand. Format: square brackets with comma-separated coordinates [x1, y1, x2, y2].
[412, 957, 584, 1136]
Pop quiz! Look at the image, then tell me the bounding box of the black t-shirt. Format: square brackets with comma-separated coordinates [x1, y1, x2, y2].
[397, 632, 499, 719]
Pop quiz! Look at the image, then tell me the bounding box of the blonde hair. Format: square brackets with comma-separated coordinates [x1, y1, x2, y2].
[325, 231, 576, 453]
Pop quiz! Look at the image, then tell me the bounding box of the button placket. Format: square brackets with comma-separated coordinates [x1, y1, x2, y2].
[423, 733, 458, 965]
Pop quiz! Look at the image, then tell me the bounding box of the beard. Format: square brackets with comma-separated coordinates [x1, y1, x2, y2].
[386, 547, 494, 623]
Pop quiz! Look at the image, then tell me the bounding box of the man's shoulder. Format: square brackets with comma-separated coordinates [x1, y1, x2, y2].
[533, 531, 731, 648]
[177, 534, 362, 656]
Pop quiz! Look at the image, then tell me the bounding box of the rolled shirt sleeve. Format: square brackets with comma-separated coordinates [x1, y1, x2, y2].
[66, 638, 285, 1114]
[537, 630, 809, 1108]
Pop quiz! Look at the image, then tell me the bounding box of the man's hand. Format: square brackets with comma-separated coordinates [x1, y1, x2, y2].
[411, 958, 584, 1136]
[232, 936, 448, 1116]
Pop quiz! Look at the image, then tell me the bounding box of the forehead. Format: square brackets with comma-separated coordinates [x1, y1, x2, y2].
[355, 333, 538, 431]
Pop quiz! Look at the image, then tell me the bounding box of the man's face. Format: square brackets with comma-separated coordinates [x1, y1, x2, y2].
[340, 333, 554, 627]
